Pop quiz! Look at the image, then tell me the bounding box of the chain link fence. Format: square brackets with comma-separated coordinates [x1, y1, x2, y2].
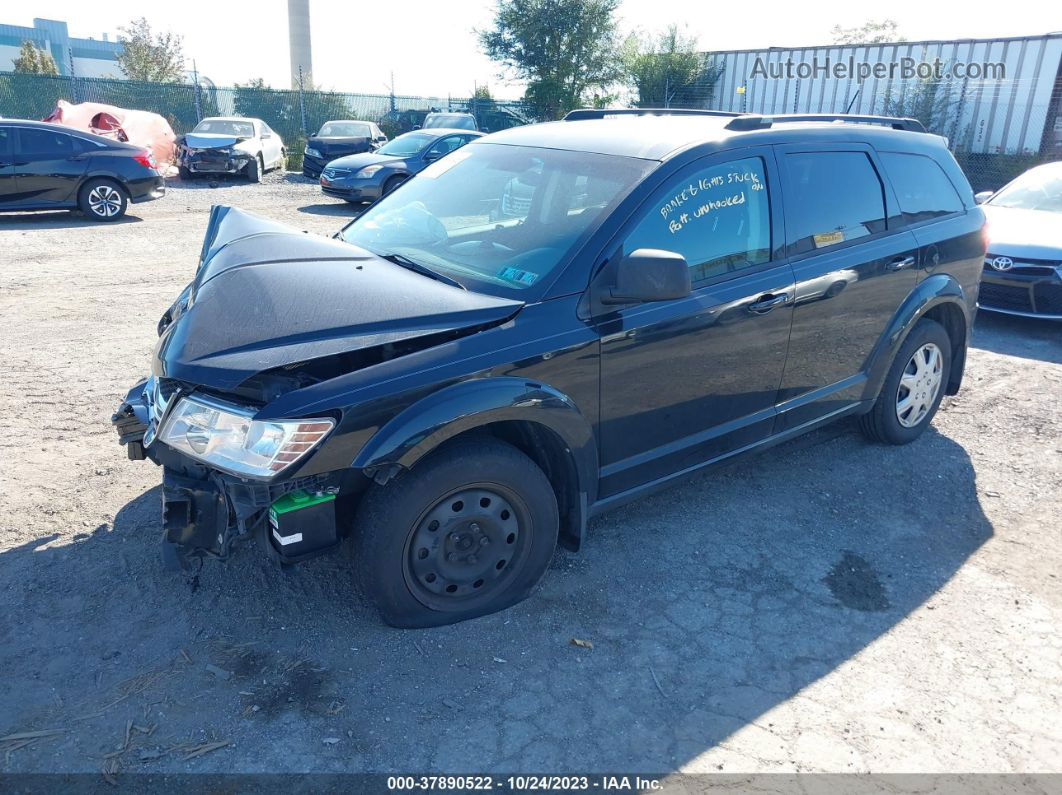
[0, 71, 534, 169]
[3, 58, 1059, 190]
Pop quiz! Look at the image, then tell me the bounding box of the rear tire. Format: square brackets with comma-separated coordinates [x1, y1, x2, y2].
[859, 318, 951, 445]
[78, 178, 128, 221]
[178, 165, 194, 180]
[351, 437, 559, 628]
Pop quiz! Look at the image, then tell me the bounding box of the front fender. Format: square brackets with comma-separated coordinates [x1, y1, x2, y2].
[863, 273, 971, 400]
[352, 376, 596, 488]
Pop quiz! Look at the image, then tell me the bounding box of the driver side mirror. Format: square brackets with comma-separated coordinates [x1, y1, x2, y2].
[601, 249, 691, 305]
[424, 151, 442, 162]
[973, 190, 994, 205]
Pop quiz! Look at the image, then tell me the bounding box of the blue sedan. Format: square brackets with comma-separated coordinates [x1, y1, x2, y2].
[319, 128, 483, 203]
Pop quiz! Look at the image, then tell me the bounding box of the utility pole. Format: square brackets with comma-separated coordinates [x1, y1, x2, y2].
[192, 59, 202, 122]
[298, 65, 308, 135]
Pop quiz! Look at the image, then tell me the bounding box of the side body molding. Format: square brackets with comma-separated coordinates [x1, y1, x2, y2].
[351, 377, 599, 548]
[862, 273, 972, 401]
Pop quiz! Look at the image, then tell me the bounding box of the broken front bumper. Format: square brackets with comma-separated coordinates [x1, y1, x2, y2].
[179, 148, 252, 175]
[111, 378, 345, 564]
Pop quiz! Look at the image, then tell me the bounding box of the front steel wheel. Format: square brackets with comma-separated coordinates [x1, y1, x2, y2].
[352, 437, 558, 627]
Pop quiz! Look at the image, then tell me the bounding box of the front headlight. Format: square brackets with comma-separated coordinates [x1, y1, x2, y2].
[304, 146, 322, 158]
[356, 164, 384, 178]
[158, 396, 334, 479]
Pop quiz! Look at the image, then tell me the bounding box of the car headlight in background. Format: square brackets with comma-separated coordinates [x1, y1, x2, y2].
[158, 396, 334, 479]
[356, 164, 384, 179]
[304, 146, 323, 159]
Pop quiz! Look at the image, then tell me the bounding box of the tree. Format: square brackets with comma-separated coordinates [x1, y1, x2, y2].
[116, 17, 186, 82]
[830, 19, 906, 45]
[13, 40, 59, 75]
[622, 25, 723, 108]
[478, 0, 622, 120]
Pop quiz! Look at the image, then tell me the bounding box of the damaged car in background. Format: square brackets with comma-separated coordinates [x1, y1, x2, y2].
[177, 117, 285, 182]
[302, 119, 388, 180]
[112, 112, 984, 629]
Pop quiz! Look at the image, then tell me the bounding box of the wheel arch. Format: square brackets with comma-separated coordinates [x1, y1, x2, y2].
[351, 377, 598, 551]
[863, 273, 971, 401]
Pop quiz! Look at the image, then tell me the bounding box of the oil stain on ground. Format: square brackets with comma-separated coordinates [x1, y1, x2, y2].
[824, 551, 890, 612]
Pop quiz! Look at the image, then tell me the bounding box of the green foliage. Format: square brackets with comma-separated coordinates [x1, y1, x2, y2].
[116, 17, 186, 82]
[879, 63, 965, 143]
[478, 0, 622, 120]
[830, 19, 906, 45]
[622, 25, 723, 108]
[13, 40, 59, 75]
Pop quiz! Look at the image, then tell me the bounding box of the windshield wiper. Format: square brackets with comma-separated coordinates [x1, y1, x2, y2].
[377, 252, 466, 290]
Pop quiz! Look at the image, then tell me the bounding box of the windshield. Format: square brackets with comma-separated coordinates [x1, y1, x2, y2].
[318, 121, 371, 137]
[424, 114, 476, 130]
[988, 165, 1062, 213]
[193, 119, 255, 137]
[340, 142, 654, 297]
[376, 132, 436, 157]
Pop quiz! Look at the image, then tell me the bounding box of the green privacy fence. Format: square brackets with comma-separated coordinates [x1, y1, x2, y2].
[0, 71, 534, 168]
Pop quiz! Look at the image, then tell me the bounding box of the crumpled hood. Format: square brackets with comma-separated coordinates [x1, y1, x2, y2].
[183, 132, 251, 150]
[154, 206, 523, 390]
[983, 205, 1062, 261]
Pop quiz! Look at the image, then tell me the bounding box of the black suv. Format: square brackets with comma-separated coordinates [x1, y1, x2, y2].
[112, 110, 985, 627]
[0, 119, 165, 220]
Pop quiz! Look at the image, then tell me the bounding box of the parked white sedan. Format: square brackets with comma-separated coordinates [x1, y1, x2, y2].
[177, 117, 285, 182]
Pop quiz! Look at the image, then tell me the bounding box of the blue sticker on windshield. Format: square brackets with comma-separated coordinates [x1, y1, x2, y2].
[498, 266, 539, 286]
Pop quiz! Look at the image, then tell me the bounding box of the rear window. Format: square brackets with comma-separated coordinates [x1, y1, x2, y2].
[881, 152, 964, 223]
[785, 151, 886, 254]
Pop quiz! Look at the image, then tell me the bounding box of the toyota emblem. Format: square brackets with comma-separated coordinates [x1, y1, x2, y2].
[990, 256, 1014, 271]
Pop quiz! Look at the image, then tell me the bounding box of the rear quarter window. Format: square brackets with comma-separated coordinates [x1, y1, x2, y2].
[784, 151, 886, 255]
[880, 151, 964, 224]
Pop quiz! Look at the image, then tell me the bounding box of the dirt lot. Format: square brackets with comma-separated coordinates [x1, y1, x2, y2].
[0, 172, 1059, 778]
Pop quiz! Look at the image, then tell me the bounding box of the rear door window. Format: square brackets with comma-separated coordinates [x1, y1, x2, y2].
[880, 152, 964, 224]
[17, 128, 75, 159]
[784, 151, 886, 255]
[623, 156, 773, 286]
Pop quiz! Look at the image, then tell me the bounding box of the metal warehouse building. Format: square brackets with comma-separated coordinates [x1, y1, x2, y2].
[702, 33, 1062, 157]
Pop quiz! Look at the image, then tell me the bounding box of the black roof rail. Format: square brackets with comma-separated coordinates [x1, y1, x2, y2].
[725, 113, 927, 132]
[564, 108, 742, 121]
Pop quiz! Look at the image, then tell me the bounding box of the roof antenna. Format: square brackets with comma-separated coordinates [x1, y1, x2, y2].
[845, 90, 861, 114]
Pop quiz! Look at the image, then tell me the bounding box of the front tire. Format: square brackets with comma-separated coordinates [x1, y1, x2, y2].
[78, 178, 128, 221]
[351, 438, 559, 628]
[859, 318, 951, 445]
[245, 155, 262, 183]
[383, 174, 407, 196]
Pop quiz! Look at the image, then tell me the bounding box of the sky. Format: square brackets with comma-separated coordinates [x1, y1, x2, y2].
[15, 0, 1062, 98]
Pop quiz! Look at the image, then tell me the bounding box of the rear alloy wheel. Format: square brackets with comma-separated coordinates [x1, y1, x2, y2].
[78, 179, 128, 221]
[859, 318, 951, 445]
[351, 437, 558, 627]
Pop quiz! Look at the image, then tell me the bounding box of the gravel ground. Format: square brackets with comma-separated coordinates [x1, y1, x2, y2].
[0, 171, 1059, 778]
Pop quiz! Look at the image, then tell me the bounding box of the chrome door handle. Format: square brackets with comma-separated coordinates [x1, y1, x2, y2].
[748, 292, 790, 314]
[887, 255, 917, 271]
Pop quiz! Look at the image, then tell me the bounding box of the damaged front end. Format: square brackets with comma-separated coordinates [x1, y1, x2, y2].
[111, 206, 523, 572]
[112, 376, 350, 570]
[179, 144, 253, 175]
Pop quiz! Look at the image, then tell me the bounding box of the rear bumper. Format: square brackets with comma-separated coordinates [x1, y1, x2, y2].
[129, 174, 166, 203]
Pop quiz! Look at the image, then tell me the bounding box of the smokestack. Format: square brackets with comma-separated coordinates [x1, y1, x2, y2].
[288, 0, 313, 89]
